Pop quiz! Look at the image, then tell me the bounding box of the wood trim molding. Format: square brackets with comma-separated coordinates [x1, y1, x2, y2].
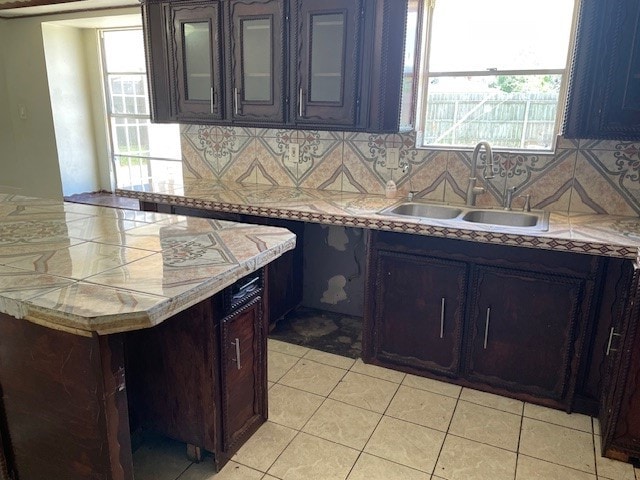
[0, 0, 73, 10]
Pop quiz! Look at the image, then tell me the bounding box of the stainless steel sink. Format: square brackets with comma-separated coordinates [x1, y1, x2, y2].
[462, 210, 542, 228]
[379, 201, 550, 231]
[381, 203, 462, 219]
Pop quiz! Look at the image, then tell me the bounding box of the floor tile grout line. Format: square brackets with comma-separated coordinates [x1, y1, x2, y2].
[517, 453, 602, 478]
[349, 451, 434, 479]
[236, 428, 302, 477]
[346, 365, 406, 385]
[457, 392, 524, 416]
[342, 379, 406, 478]
[173, 460, 195, 480]
[592, 424, 601, 479]
[521, 414, 597, 437]
[513, 402, 525, 480]
[431, 391, 463, 478]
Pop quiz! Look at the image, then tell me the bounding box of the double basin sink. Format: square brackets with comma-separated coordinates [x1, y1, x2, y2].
[380, 202, 550, 231]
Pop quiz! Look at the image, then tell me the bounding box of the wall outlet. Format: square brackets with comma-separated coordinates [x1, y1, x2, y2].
[387, 148, 400, 169]
[18, 103, 27, 120]
[287, 143, 300, 166]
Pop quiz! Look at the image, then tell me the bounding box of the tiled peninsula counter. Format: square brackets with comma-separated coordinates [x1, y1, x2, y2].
[120, 179, 640, 463]
[0, 193, 296, 480]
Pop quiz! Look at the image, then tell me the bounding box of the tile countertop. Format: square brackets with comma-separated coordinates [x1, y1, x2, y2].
[0, 194, 296, 336]
[118, 179, 640, 260]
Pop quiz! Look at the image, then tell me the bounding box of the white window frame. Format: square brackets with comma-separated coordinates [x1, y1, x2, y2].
[413, 0, 580, 153]
[99, 27, 182, 189]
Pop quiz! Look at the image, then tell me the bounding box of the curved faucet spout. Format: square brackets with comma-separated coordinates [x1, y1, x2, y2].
[472, 141, 495, 180]
[466, 141, 495, 206]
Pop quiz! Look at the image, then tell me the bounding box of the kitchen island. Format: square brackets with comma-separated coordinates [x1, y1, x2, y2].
[0, 193, 296, 480]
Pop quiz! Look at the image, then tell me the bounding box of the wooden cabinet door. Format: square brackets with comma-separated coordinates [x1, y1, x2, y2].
[169, 1, 224, 121]
[229, 0, 286, 124]
[599, 264, 640, 460]
[565, 0, 640, 139]
[293, 0, 362, 128]
[466, 267, 585, 403]
[219, 297, 266, 456]
[369, 251, 468, 377]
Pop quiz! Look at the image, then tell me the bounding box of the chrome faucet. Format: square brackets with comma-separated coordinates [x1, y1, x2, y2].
[504, 186, 517, 210]
[403, 164, 418, 201]
[466, 141, 495, 206]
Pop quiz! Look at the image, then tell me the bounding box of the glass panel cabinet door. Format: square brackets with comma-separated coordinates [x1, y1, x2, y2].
[230, 0, 285, 123]
[171, 2, 223, 120]
[183, 22, 212, 101]
[310, 13, 344, 103]
[296, 0, 362, 127]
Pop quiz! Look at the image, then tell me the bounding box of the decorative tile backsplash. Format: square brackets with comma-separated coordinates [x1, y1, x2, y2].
[181, 125, 640, 216]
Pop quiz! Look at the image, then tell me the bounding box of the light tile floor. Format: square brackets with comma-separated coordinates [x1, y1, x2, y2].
[134, 339, 640, 480]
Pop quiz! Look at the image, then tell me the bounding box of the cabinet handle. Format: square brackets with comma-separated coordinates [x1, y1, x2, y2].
[483, 307, 491, 349]
[210, 87, 214, 114]
[440, 298, 445, 339]
[298, 88, 304, 117]
[231, 338, 241, 370]
[234, 87, 239, 115]
[606, 327, 622, 355]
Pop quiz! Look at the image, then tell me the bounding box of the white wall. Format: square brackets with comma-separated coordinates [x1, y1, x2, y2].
[83, 28, 112, 191]
[0, 8, 141, 198]
[0, 19, 18, 193]
[1, 16, 63, 198]
[43, 23, 101, 196]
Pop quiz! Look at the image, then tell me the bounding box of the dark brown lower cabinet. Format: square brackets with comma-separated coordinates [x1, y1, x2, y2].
[0, 269, 269, 479]
[367, 250, 467, 377]
[219, 298, 266, 455]
[364, 230, 601, 411]
[466, 267, 587, 403]
[126, 272, 267, 470]
[599, 262, 640, 461]
[0, 314, 133, 480]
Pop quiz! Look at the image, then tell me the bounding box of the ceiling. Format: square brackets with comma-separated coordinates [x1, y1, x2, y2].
[0, 0, 139, 18]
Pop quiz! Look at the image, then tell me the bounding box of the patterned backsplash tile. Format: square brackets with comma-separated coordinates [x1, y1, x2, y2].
[181, 125, 640, 216]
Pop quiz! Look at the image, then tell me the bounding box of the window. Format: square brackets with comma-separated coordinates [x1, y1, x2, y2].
[415, 0, 577, 151]
[100, 29, 182, 189]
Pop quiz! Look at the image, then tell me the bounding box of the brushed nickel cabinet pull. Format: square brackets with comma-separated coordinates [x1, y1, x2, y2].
[234, 87, 239, 115]
[606, 327, 622, 355]
[210, 87, 214, 114]
[232, 338, 241, 369]
[440, 297, 445, 339]
[299, 88, 304, 117]
[483, 307, 491, 349]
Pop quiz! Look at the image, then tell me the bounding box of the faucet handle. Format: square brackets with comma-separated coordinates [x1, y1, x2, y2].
[483, 164, 496, 180]
[518, 194, 532, 212]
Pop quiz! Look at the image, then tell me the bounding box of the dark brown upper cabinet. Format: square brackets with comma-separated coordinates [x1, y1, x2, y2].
[170, 1, 224, 121]
[229, 0, 286, 123]
[292, 0, 361, 128]
[142, 0, 408, 132]
[564, 0, 640, 140]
